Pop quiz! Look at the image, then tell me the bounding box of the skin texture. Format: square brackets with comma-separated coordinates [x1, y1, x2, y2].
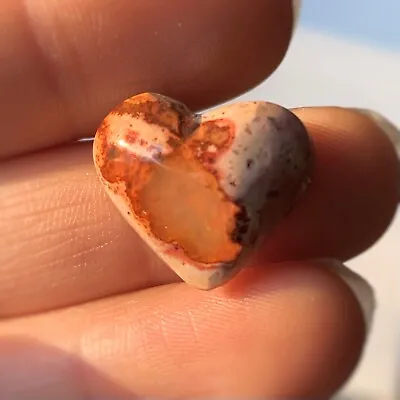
[0, 0, 398, 398]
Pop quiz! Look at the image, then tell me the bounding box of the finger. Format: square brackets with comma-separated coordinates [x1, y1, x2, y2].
[0, 107, 397, 317]
[1, 0, 296, 159]
[261, 106, 399, 262]
[0, 261, 369, 399]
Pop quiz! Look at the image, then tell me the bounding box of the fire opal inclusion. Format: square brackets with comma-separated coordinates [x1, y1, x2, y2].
[93, 93, 313, 290]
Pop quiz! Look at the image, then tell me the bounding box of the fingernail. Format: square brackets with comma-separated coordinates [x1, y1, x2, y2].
[292, 0, 302, 32]
[314, 259, 376, 335]
[352, 109, 400, 158]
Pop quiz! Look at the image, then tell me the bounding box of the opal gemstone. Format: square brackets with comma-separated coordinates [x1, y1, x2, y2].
[93, 93, 313, 289]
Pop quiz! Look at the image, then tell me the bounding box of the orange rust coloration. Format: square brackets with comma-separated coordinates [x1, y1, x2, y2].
[186, 119, 234, 173]
[117, 93, 196, 136]
[96, 93, 243, 265]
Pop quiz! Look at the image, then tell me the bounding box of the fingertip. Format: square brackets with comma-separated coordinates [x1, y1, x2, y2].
[262, 106, 399, 262]
[349, 108, 400, 199]
[0, 258, 367, 398]
[313, 258, 376, 334]
[129, 260, 367, 397]
[298, 106, 399, 216]
[1, 0, 295, 158]
[351, 108, 400, 157]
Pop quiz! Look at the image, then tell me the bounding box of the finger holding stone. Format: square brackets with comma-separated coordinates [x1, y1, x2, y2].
[92, 94, 313, 290]
[0, 106, 397, 317]
[0, 0, 296, 159]
[91, 99, 399, 290]
[260, 106, 399, 263]
[0, 260, 368, 398]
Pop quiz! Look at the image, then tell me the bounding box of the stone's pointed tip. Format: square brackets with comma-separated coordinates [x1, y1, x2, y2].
[171, 260, 243, 291]
[93, 94, 313, 289]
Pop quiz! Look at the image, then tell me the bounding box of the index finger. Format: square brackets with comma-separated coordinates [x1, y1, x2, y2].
[1, 0, 296, 159]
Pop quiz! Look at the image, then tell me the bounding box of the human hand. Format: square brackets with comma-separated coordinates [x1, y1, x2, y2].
[0, 0, 399, 398]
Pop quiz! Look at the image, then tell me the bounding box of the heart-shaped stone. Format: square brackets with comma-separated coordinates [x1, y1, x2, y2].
[93, 93, 313, 290]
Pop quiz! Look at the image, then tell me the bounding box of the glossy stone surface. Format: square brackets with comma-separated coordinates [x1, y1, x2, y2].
[93, 93, 313, 289]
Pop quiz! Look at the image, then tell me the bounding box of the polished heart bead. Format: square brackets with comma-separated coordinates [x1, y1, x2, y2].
[93, 93, 313, 290]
